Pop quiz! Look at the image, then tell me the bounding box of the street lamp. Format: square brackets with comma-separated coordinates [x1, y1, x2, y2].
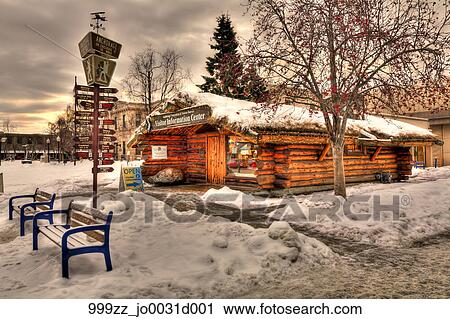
[0, 130, 6, 166]
[56, 136, 61, 163]
[46, 138, 51, 163]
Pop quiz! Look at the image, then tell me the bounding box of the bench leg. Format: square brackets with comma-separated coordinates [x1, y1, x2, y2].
[20, 218, 26, 237]
[104, 250, 113, 272]
[62, 251, 70, 279]
[8, 202, 13, 220]
[32, 229, 39, 251]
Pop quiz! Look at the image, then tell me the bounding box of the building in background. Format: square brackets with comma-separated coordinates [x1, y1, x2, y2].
[0, 132, 59, 161]
[109, 101, 147, 161]
[383, 114, 436, 168]
[406, 110, 450, 167]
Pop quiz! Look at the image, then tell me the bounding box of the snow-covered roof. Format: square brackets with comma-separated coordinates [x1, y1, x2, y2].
[128, 92, 438, 146]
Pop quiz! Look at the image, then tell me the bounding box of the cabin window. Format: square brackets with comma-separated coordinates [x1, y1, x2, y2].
[226, 136, 258, 177]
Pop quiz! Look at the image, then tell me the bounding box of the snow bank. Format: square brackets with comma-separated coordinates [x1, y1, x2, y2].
[0, 189, 335, 298]
[269, 167, 450, 246]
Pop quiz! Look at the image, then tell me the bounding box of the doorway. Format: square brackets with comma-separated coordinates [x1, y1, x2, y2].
[206, 133, 226, 184]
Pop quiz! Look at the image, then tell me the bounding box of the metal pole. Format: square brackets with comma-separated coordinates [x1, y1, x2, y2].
[0, 142, 2, 166]
[58, 141, 60, 163]
[92, 84, 100, 208]
[47, 143, 50, 162]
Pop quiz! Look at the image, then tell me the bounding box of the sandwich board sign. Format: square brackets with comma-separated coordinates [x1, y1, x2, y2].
[119, 166, 144, 192]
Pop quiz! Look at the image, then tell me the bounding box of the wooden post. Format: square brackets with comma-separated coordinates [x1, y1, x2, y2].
[92, 84, 100, 208]
[318, 143, 331, 161]
[370, 146, 382, 162]
[73, 76, 78, 166]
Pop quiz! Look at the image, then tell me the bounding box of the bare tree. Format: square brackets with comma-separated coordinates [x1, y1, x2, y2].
[47, 105, 75, 159]
[123, 45, 191, 114]
[246, 0, 450, 197]
[2, 116, 16, 132]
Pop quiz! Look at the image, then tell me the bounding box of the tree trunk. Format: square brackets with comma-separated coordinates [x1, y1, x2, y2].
[332, 142, 347, 198]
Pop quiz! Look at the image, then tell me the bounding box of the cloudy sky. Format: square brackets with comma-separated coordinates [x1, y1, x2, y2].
[0, 0, 252, 133]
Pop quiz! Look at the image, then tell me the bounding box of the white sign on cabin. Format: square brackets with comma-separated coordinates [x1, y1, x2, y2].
[152, 145, 168, 160]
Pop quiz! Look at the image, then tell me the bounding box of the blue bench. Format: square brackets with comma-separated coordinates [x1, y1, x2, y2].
[32, 202, 113, 278]
[8, 188, 56, 236]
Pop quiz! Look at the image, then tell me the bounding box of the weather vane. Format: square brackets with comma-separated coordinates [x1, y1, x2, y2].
[90, 11, 107, 34]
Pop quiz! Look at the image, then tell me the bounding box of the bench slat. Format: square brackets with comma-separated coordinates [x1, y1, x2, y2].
[70, 220, 105, 242]
[40, 226, 90, 248]
[53, 226, 91, 247]
[14, 206, 35, 216]
[36, 190, 52, 199]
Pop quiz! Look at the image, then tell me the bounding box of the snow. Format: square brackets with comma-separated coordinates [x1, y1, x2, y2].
[1, 161, 449, 297]
[129, 92, 437, 146]
[174, 92, 436, 139]
[269, 166, 450, 246]
[0, 162, 336, 298]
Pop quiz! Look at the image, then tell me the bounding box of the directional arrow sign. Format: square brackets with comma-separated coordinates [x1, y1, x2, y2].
[75, 85, 95, 93]
[101, 152, 114, 159]
[102, 119, 116, 126]
[100, 159, 115, 166]
[99, 95, 118, 102]
[99, 87, 118, 94]
[76, 152, 89, 159]
[80, 101, 94, 109]
[75, 144, 92, 150]
[74, 136, 92, 143]
[100, 103, 115, 110]
[75, 94, 94, 101]
[97, 167, 114, 173]
[99, 136, 117, 142]
[76, 110, 109, 118]
[100, 144, 115, 151]
[99, 128, 116, 135]
[75, 119, 93, 125]
[75, 110, 94, 117]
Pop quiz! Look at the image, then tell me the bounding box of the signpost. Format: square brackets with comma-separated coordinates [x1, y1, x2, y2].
[78, 31, 122, 59]
[77, 12, 122, 208]
[82, 54, 116, 87]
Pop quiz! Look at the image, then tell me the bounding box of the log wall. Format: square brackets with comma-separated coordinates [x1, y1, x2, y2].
[140, 131, 413, 191]
[141, 135, 187, 178]
[258, 142, 411, 189]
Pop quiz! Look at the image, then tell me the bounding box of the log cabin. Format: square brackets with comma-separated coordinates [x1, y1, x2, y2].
[128, 92, 442, 195]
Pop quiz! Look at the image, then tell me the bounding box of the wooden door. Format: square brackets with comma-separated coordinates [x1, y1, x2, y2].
[206, 134, 226, 184]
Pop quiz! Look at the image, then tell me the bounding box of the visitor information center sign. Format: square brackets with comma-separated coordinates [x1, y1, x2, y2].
[149, 105, 211, 130]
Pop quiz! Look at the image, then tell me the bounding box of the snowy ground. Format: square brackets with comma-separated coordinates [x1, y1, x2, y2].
[0, 161, 335, 298]
[1, 161, 449, 298]
[266, 167, 450, 246]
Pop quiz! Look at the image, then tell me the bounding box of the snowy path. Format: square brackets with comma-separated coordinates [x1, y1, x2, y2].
[243, 233, 450, 298]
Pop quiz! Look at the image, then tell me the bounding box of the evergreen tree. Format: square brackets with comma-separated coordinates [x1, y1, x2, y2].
[198, 14, 246, 99]
[199, 14, 270, 102]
